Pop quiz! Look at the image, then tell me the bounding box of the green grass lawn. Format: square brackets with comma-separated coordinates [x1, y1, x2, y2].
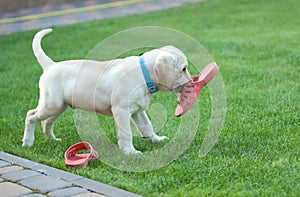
[1, 0, 299, 196]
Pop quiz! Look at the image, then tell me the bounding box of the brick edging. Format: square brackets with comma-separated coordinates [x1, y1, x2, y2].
[0, 151, 141, 197]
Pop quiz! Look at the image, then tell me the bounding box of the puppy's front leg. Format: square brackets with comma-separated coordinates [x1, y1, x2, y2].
[132, 111, 168, 142]
[113, 108, 141, 154]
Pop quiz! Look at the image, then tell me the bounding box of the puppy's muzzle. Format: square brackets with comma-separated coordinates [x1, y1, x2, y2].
[173, 78, 193, 93]
[173, 85, 184, 93]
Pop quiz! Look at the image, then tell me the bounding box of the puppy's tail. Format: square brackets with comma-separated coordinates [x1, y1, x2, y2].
[32, 28, 54, 71]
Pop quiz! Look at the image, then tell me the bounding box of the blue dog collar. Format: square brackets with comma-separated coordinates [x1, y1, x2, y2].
[139, 54, 158, 94]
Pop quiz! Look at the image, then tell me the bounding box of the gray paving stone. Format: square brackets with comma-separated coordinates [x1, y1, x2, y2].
[74, 178, 141, 197]
[19, 175, 72, 193]
[0, 160, 11, 167]
[0, 182, 32, 197]
[0, 165, 23, 174]
[21, 193, 47, 197]
[0, 152, 38, 169]
[47, 187, 89, 197]
[32, 163, 84, 182]
[73, 193, 106, 197]
[2, 169, 41, 182]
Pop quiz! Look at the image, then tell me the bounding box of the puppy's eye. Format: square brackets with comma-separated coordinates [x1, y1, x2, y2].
[182, 67, 187, 72]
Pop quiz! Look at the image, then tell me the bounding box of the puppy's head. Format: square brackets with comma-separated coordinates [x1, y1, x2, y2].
[153, 45, 192, 93]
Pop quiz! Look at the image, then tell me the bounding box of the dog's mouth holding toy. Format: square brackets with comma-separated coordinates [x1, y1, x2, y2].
[175, 62, 219, 117]
[172, 85, 186, 93]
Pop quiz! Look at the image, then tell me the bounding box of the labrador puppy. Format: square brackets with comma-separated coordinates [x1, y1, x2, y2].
[22, 29, 192, 154]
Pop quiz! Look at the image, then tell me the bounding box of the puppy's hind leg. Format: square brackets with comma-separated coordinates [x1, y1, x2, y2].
[22, 98, 65, 147]
[22, 109, 39, 147]
[42, 105, 67, 141]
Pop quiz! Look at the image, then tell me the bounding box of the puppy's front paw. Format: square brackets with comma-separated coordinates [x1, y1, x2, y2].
[53, 137, 61, 142]
[47, 134, 61, 141]
[22, 139, 34, 147]
[122, 147, 142, 155]
[150, 135, 169, 143]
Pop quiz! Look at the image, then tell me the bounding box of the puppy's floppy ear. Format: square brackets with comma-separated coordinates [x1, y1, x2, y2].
[153, 52, 177, 78]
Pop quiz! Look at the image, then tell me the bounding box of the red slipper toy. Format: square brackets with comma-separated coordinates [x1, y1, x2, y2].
[64, 141, 99, 168]
[175, 62, 219, 117]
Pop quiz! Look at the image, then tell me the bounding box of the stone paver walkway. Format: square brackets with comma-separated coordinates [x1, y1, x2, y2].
[0, 152, 140, 197]
[0, 0, 204, 34]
